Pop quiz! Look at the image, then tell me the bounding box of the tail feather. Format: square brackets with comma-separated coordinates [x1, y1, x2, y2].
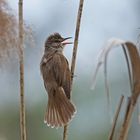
[54, 106, 59, 127]
[55, 94, 69, 125]
[53, 99, 63, 127]
[50, 105, 56, 128]
[62, 102, 75, 121]
[45, 99, 51, 126]
[44, 87, 76, 127]
[56, 90, 75, 119]
[46, 99, 58, 127]
[53, 102, 59, 127]
[55, 95, 71, 124]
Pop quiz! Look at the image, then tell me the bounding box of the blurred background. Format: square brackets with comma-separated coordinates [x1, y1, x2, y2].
[0, 0, 140, 139]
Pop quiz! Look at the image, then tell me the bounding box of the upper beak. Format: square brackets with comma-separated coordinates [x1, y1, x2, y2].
[61, 37, 73, 45]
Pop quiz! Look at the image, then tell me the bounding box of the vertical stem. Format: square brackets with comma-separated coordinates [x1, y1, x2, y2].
[118, 99, 135, 140]
[70, 0, 84, 83]
[63, 0, 84, 140]
[108, 95, 124, 140]
[63, 123, 68, 140]
[19, 0, 27, 140]
[138, 97, 140, 124]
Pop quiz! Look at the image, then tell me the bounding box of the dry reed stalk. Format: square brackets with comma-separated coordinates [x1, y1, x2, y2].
[118, 42, 140, 140]
[118, 97, 132, 140]
[18, 0, 27, 140]
[91, 39, 140, 140]
[0, 1, 33, 139]
[63, 0, 84, 140]
[108, 95, 124, 140]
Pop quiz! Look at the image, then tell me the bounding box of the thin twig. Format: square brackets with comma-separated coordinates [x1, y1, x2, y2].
[63, 124, 68, 140]
[104, 54, 113, 123]
[70, 0, 84, 82]
[118, 98, 134, 140]
[108, 95, 124, 140]
[63, 0, 84, 140]
[19, 0, 27, 140]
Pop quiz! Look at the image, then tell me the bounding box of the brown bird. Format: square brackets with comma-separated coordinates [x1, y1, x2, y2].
[40, 33, 76, 128]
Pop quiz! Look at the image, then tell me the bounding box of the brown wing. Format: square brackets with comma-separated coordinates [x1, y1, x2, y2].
[52, 53, 71, 99]
[40, 54, 57, 92]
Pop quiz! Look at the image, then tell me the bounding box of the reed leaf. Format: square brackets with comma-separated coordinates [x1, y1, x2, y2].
[91, 38, 140, 140]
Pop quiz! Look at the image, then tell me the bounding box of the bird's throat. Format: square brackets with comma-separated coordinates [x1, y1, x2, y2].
[45, 46, 63, 55]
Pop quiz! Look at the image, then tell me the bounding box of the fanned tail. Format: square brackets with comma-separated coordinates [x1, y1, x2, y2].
[44, 87, 76, 128]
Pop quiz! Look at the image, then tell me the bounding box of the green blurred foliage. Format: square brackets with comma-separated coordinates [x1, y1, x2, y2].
[0, 75, 109, 140]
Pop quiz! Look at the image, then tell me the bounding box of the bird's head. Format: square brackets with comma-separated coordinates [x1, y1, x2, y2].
[45, 33, 72, 50]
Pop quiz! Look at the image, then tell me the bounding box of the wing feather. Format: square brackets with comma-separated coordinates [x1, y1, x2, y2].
[52, 53, 71, 99]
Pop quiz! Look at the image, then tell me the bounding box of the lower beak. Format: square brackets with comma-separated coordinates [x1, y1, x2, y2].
[61, 37, 73, 45]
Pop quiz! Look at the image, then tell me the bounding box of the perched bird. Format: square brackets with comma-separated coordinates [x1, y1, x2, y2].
[40, 33, 76, 128]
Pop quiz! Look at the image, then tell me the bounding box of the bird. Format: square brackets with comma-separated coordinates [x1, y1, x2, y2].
[40, 33, 76, 128]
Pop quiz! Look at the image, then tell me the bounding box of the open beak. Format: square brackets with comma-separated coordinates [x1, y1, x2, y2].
[61, 37, 73, 45]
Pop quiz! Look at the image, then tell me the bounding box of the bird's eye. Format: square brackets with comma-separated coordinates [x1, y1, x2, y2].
[54, 39, 59, 42]
[54, 39, 61, 43]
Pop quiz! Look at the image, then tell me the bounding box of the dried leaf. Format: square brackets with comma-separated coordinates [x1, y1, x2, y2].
[91, 38, 125, 90]
[91, 38, 137, 96]
[91, 38, 127, 124]
[124, 42, 140, 104]
[91, 38, 140, 140]
[91, 38, 140, 131]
